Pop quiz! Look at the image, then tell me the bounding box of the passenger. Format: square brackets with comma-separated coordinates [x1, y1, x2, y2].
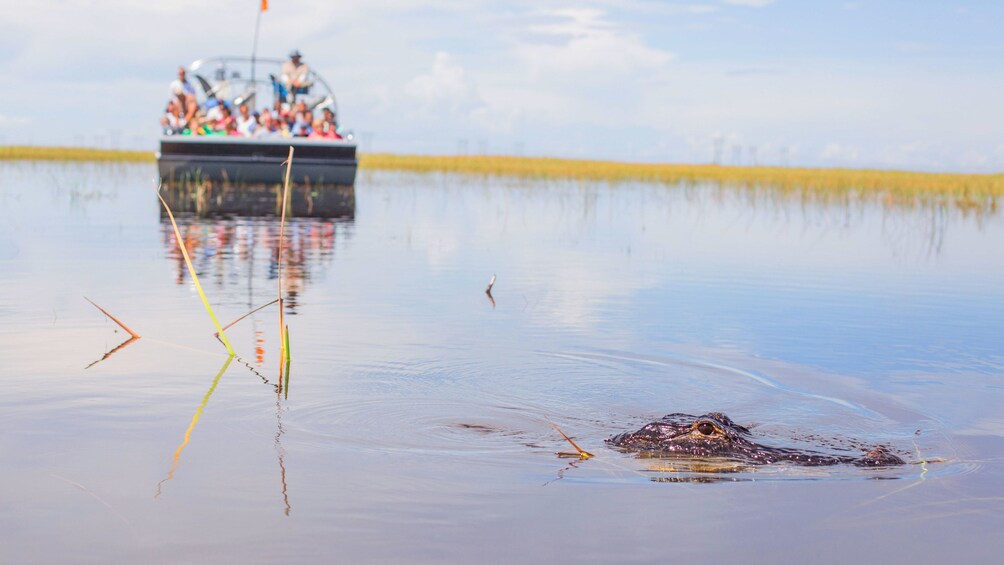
[160, 100, 185, 135]
[254, 111, 282, 138]
[320, 107, 344, 140]
[215, 104, 235, 133]
[272, 99, 292, 125]
[291, 100, 312, 137]
[307, 119, 327, 139]
[226, 118, 242, 136]
[236, 103, 257, 137]
[169, 66, 198, 128]
[193, 117, 215, 136]
[280, 50, 311, 102]
[204, 98, 224, 123]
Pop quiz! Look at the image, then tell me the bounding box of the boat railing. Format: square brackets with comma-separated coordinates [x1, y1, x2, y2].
[188, 56, 338, 115]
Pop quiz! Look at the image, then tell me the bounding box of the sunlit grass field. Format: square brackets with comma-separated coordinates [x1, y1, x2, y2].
[0, 146, 154, 163]
[360, 154, 1003, 208]
[3, 146, 1001, 207]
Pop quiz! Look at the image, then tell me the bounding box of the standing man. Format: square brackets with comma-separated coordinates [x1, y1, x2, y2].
[280, 50, 311, 102]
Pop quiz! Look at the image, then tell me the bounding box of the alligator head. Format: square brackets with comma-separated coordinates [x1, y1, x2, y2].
[606, 412, 904, 467]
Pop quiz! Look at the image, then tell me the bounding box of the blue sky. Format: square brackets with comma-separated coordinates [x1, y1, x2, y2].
[1, 0, 1002, 171]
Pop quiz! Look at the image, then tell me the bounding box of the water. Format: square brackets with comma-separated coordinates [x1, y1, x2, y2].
[1, 161, 1002, 562]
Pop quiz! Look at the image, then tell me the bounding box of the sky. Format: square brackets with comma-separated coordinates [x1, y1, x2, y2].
[1, 0, 1002, 172]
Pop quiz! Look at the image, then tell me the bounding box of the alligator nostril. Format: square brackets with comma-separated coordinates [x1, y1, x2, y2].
[697, 422, 715, 436]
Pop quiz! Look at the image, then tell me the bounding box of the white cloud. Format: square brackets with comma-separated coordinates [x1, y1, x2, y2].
[820, 142, 860, 163]
[723, 0, 775, 7]
[685, 4, 720, 14]
[0, 114, 30, 126]
[399, 52, 521, 137]
[516, 9, 673, 77]
[405, 52, 479, 116]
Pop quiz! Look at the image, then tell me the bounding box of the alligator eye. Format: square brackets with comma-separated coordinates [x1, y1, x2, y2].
[696, 422, 716, 436]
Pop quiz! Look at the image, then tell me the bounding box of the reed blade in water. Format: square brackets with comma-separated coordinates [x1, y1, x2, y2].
[83, 297, 140, 339]
[214, 298, 280, 337]
[156, 186, 235, 356]
[546, 417, 594, 460]
[278, 147, 293, 366]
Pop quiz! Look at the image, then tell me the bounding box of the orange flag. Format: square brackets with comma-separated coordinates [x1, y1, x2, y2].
[261, 0, 268, 11]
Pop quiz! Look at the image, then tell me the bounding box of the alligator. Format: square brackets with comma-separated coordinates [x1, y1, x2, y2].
[606, 412, 905, 467]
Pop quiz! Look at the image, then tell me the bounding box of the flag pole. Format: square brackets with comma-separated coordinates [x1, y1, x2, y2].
[251, 1, 267, 101]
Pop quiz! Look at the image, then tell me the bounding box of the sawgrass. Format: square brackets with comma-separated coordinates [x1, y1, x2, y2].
[4, 145, 999, 206]
[0, 146, 153, 162]
[360, 154, 1004, 207]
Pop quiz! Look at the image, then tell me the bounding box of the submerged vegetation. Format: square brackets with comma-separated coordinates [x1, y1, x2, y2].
[3, 146, 1001, 208]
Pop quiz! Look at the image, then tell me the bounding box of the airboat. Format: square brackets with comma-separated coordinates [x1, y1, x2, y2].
[156, 56, 357, 185]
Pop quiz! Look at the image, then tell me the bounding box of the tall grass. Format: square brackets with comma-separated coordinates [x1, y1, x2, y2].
[5, 145, 1000, 205]
[0, 146, 153, 162]
[360, 154, 1004, 206]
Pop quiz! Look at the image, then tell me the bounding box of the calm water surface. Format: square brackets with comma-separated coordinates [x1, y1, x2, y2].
[1, 162, 1002, 563]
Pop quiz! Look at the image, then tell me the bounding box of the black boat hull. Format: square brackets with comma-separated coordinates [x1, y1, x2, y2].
[157, 136, 358, 184]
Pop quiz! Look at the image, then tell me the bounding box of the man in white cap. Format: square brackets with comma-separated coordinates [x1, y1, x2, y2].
[280, 49, 311, 102]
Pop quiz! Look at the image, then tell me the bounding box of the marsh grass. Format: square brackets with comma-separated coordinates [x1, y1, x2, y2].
[0, 146, 152, 162]
[360, 154, 1004, 209]
[4, 145, 999, 207]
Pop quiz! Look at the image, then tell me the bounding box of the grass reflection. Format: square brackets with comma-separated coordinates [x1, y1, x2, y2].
[84, 336, 140, 370]
[156, 354, 234, 498]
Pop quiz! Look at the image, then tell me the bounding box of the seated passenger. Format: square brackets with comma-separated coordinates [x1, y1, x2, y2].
[307, 119, 327, 139]
[226, 118, 242, 136]
[290, 100, 312, 137]
[320, 107, 344, 140]
[254, 111, 282, 138]
[160, 100, 185, 135]
[169, 66, 199, 128]
[280, 50, 311, 103]
[214, 105, 235, 133]
[236, 103, 257, 137]
[204, 98, 224, 123]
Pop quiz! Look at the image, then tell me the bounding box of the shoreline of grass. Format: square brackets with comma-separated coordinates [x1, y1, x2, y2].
[3, 146, 1001, 201]
[360, 154, 1004, 202]
[0, 145, 154, 163]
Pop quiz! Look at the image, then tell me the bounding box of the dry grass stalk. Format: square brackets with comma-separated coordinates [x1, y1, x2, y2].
[546, 417, 594, 460]
[214, 298, 280, 337]
[83, 296, 141, 339]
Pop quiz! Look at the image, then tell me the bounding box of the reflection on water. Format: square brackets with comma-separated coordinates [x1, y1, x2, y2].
[156, 354, 233, 498]
[161, 214, 353, 314]
[1, 162, 1003, 562]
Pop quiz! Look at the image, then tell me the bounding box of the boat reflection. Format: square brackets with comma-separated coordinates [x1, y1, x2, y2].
[160, 213, 352, 314]
[158, 178, 355, 218]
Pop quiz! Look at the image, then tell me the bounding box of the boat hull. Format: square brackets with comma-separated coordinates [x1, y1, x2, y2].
[157, 136, 358, 184]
